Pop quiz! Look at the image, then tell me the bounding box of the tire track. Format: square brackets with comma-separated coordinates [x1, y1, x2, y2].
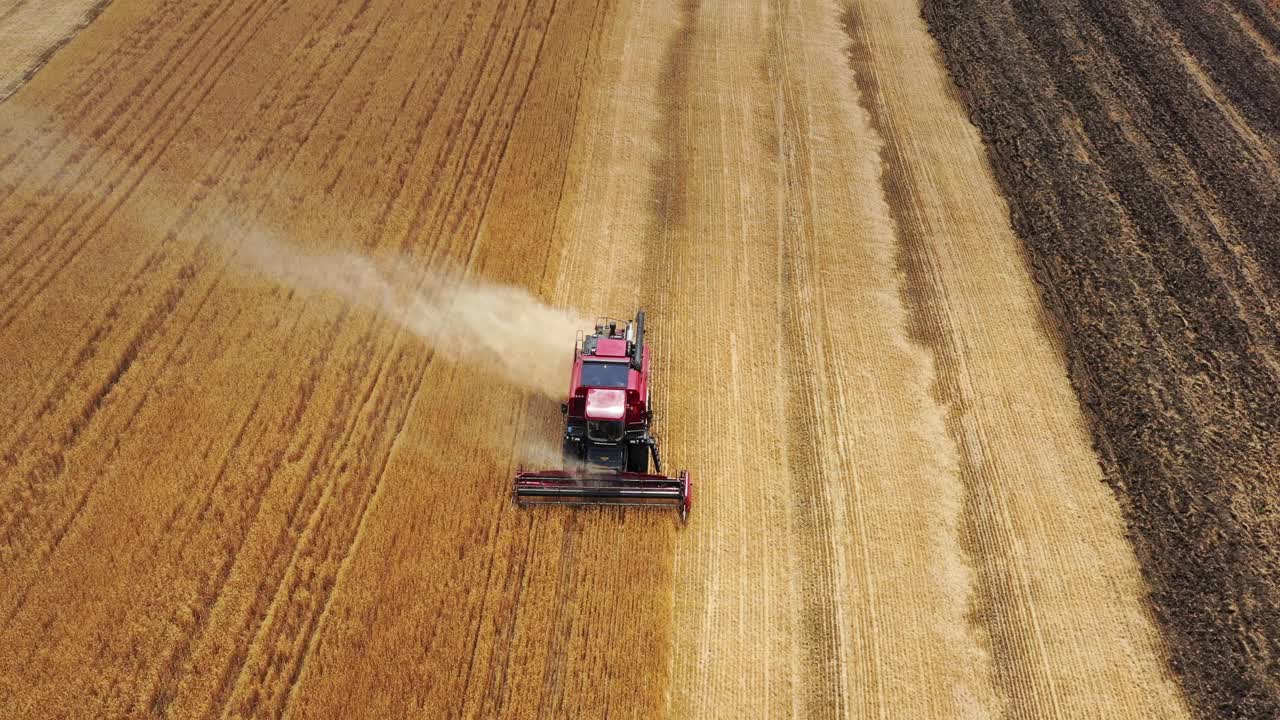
[0, 0, 325, 449]
[0, 0, 399, 506]
[0, 0, 286, 306]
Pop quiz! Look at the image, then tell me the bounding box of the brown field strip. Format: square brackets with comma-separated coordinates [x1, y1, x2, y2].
[0, 0, 1203, 717]
[925, 0, 1280, 717]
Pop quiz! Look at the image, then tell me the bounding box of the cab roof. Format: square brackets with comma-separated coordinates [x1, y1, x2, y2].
[593, 337, 628, 357]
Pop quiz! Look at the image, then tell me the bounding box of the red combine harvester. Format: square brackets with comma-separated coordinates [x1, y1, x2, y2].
[514, 310, 692, 521]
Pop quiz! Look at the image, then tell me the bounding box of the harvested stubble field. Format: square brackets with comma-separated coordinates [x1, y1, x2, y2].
[0, 0, 1263, 718]
[925, 0, 1280, 717]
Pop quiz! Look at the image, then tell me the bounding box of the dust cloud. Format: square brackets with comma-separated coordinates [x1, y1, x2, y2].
[1, 105, 591, 402]
[235, 233, 587, 400]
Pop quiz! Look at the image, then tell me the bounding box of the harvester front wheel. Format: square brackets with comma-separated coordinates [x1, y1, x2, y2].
[625, 444, 649, 473]
[562, 439, 582, 470]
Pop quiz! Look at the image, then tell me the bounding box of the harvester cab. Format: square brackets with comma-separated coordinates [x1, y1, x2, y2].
[514, 310, 692, 521]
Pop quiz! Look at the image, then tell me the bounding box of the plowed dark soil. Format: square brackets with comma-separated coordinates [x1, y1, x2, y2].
[923, 0, 1280, 717]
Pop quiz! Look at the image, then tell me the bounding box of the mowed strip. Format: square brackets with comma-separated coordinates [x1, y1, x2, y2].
[641, 1, 995, 716]
[0, 0, 113, 102]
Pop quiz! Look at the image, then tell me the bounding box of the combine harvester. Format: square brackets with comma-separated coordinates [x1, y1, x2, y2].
[514, 311, 692, 521]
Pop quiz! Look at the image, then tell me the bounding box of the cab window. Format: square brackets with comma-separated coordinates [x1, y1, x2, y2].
[580, 361, 629, 388]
